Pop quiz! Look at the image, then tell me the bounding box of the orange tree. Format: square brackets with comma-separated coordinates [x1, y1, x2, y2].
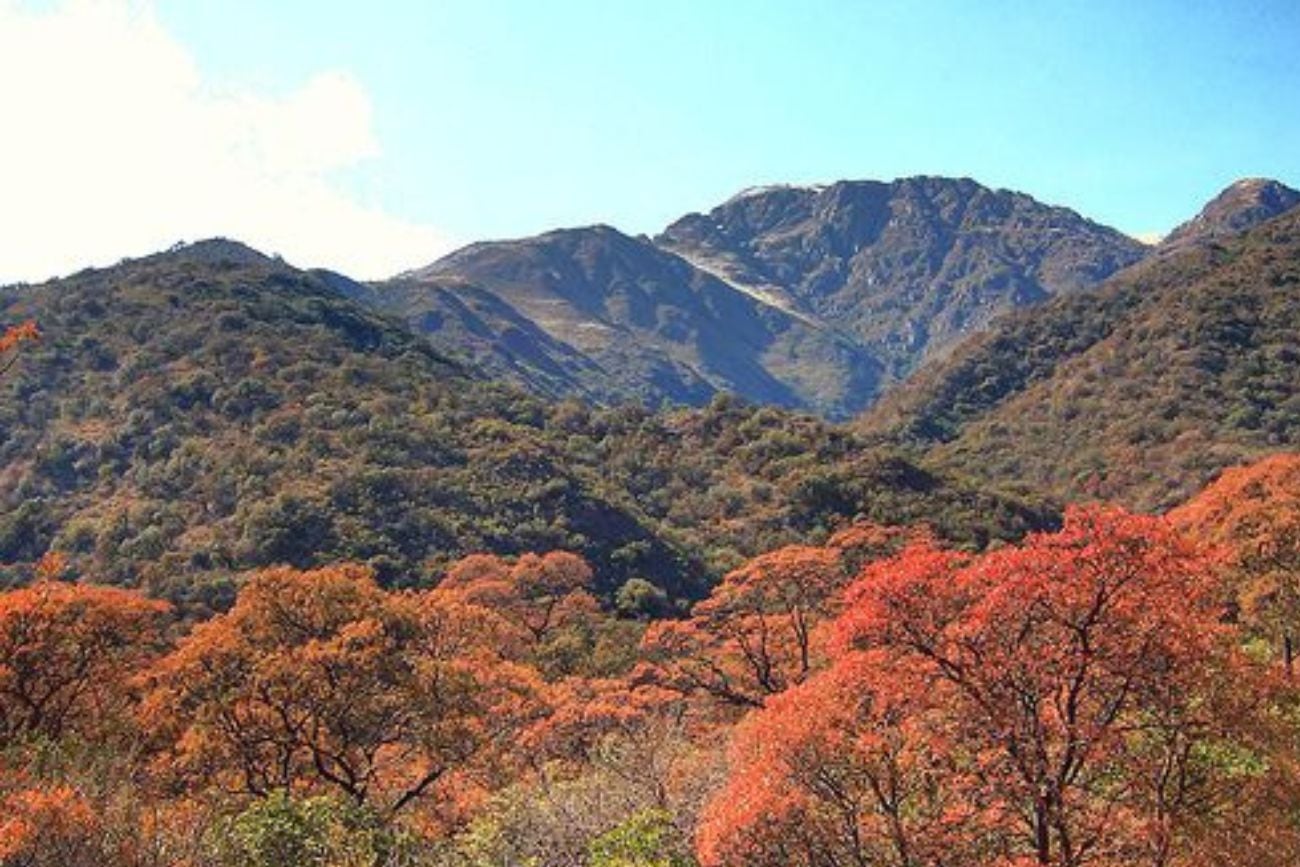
[1171, 452, 1300, 672]
[642, 524, 920, 709]
[0, 554, 169, 742]
[440, 551, 607, 679]
[144, 564, 545, 818]
[441, 551, 599, 646]
[697, 650, 965, 867]
[699, 508, 1286, 867]
[0, 321, 38, 378]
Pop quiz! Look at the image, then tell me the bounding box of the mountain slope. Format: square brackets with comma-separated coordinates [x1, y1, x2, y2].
[0, 245, 681, 601]
[373, 225, 882, 418]
[338, 271, 623, 406]
[378, 178, 1145, 419]
[863, 199, 1300, 510]
[0, 243, 1050, 609]
[657, 177, 1148, 378]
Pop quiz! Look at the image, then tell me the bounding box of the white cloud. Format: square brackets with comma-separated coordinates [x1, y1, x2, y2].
[0, 0, 454, 282]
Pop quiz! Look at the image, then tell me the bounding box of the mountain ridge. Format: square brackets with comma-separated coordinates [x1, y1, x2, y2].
[370, 175, 1151, 418]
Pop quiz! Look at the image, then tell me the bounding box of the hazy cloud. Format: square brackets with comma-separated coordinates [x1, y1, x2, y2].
[0, 0, 454, 282]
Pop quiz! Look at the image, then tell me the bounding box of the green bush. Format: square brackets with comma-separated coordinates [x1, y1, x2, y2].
[587, 810, 695, 867]
[207, 791, 415, 867]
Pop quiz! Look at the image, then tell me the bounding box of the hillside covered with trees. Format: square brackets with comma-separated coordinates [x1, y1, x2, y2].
[4, 0, 1300, 862]
[865, 205, 1300, 509]
[0, 244, 1046, 617]
[4, 188, 1300, 866]
[3, 459, 1300, 866]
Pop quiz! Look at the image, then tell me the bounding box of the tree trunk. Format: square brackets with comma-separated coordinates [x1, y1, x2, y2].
[1035, 794, 1051, 865]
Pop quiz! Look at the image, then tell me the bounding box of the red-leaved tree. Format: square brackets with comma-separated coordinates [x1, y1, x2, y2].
[642, 524, 921, 710]
[144, 564, 544, 817]
[699, 507, 1286, 867]
[0, 554, 169, 742]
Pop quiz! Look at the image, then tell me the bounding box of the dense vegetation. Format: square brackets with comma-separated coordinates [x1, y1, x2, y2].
[3, 465, 1300, 866]
[865, 207, 1300, 509]
[0, 245, 1047, 617]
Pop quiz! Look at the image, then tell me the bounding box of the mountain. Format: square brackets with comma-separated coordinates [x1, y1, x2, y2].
[368, 225, 881, 417]
[863, 190, 1300, 510]
[1160, 178, 1300, 250]
[0, 243, 1050, 610]
[657, 177, 1147, 374]
[367, 177, 1146, 419]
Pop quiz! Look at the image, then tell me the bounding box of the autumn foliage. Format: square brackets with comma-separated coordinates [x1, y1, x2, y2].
[1171, 452, 1300, 670]
[0, 784, 101, 866]
[0, 320, 37, 377]
[0, 556, 168, 741]
[1, 468, 1300, 866]
[641, 524, 920, 709]
[144, 564, 544, 817]
[441, 551, 599, 646]
[698, 507, 1294, 867]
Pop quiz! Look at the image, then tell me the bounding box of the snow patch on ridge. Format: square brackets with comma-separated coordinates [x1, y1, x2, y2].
[724, 183, 827, 205]
[672, 250, 824, 329]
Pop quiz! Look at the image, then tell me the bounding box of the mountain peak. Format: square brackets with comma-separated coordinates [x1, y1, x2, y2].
[657, 174, 1144, 371]
[113, 238, 279, 275]
[1227, 176, 1289, 193]
[1162, 178, 1300, 249]
[723, 183, 828, 205]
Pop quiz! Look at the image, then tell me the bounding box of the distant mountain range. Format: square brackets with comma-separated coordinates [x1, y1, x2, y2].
[359, 176, 1160, 418]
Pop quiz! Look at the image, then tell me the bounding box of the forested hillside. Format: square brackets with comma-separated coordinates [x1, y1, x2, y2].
[4, 0, 1298, 862]
[865, 205, 1300, 509]
[0, 242, 1046, 614]
[3, 179, 1300, 867]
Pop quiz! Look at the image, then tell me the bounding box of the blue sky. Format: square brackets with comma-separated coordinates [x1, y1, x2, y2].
[3, 1, 1298, 279]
